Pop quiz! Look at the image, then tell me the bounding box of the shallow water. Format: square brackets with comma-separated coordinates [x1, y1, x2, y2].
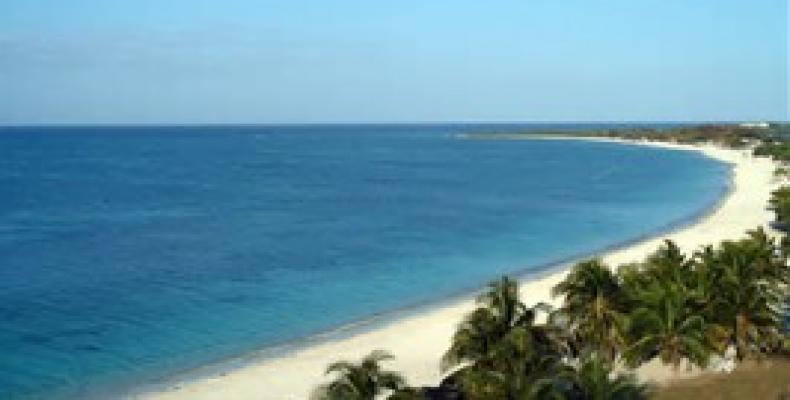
[0, 124, 728, 398]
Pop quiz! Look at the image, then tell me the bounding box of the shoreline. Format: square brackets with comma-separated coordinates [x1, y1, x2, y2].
[137, 138, 776, 400]
[131, 164, 731, 398]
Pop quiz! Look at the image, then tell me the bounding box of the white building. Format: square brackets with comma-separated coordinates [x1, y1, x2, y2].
[739, 122, 770, 129]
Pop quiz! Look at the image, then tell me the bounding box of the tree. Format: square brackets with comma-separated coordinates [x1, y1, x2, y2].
[641, 240, 693, 286]
[700, 229, 787, 360]
[443, 277, 568, 400]
[769, 186, 790, 229]
[618, 240, 694, 311]
[535, 353, 649, 400]
[552, 259, 626, 361]
[743, 227, 789, 285]
[312, 350, 407, 400]
[443, 277, 552, 370]
[624, 281, 711, 369]
[687, 244, 732, 354]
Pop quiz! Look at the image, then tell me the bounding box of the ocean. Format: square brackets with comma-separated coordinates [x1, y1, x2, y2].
[0, 124, 729, 398]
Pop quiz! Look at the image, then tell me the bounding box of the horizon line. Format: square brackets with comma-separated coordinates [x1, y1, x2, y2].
[0, 119, 785, 128]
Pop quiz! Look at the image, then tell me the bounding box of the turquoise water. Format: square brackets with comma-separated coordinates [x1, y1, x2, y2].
[0, 124, 728, 398]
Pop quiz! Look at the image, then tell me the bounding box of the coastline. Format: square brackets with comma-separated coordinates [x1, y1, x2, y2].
[137, 138, 777, 400]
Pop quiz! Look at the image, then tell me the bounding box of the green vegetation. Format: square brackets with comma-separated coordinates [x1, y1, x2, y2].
[312, 259, 787, 400]
[702, 229, 787, 359]
[314, 229, 787, 399]
[467, 123, 790, 155]
[441, 277, 567, 399]
[596, 125, 762, 147]
[534, 354, 649, 400]
[314, 126, 790, 399]
[755, 141, 790, 162]
[770, 186, 790, 229]
[551, 259, 625, 363]
[311, 350, 414, 400]
[749, 124, 790, 186]
[593, 123, 789, 149]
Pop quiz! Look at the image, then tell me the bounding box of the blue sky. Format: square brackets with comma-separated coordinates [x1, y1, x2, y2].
[0, 0, 787, 124]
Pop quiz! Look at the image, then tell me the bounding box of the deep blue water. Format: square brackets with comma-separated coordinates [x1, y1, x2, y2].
[0, 124, 728, 399]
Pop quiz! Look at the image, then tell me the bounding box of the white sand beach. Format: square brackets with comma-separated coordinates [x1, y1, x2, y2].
[140, 139, 778, 400]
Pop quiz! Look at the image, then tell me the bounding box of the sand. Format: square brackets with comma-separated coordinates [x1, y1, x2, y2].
[138, 138, 778, 400]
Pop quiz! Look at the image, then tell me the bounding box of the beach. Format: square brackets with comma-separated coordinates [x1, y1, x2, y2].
[140, 138, 777, 400]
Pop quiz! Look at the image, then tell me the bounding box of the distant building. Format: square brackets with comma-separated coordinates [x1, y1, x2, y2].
[739, 122, 770, 129]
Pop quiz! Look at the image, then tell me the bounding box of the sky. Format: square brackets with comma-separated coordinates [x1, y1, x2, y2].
[0, 0, 787, 124]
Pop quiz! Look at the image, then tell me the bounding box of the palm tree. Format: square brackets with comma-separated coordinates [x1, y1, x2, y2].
[535, 353, 649, 400]
[769, 186, 790, 229]
[700, 231, 786, 360]
[743, 227, 789, 284]
[449, 367, 509, 400]
[442, 306, 502, 371]
[451, 348, 567, 400]
[689, 244, 732, 354]
[442, 276, 568, 400]
[618, 241, 694, 313]
[483, 324, 569, 399]
[623, 281, 711, 369]
[552, 259, 626, 361]
[443, 277, 552, 370]
[642, 240, 693, 286]
[312, 350, 407, 400]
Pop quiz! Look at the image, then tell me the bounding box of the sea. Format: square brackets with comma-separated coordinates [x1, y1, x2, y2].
[0, 124, 730, 398]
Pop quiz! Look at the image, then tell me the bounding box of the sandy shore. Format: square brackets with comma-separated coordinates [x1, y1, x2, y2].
[139, 139, 777, 400]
